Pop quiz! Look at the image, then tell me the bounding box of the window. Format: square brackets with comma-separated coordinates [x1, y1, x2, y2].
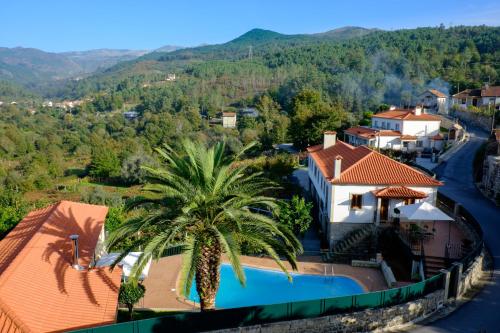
[374, 120, 379, 128]
[461, 98, 466, 104]
[404, 198, 415, 205]
[403, 141, 409, 148]
[381, 122, 386, 129]
[350, 194, 362, 209]
[395, 123, 400, 131]
[416, 141, 423, 148]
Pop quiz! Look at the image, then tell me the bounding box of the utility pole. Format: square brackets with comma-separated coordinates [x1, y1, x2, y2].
[248, 45, 253, 61]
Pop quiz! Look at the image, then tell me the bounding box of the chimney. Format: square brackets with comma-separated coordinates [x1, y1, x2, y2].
[334, 155, 343, 179]
[324, 131, 337, 149]
[414, 105, 423, 116]
[70, 234, 84, 271]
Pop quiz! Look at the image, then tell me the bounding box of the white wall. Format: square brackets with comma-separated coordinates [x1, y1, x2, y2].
[372, 118, 403, 131]
[330, 184, 438, 223]
[376, 136, 402, 150]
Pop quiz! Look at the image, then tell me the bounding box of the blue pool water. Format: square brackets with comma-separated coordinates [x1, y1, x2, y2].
[188, 264, 364, 308]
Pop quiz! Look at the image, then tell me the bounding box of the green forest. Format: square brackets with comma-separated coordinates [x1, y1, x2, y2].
[0, 25, 499, 235]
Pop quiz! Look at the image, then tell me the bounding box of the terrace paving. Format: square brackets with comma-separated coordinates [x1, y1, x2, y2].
[139, 254, 386, 310]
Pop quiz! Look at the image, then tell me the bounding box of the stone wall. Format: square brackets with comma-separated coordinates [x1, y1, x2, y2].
[209, 290, 444, 333]
[459, 249, 486, 297]
[451, 109, 493, 132]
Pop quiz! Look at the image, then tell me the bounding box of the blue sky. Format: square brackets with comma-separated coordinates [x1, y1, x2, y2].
[1, 0, 499, 52]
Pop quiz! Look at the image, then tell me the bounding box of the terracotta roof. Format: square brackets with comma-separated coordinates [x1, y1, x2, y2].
[0, 201, 121, 333]
[344, 127, 401, 139]
[481, 86, 500, 97]
[372, 109, 441, 121]
[344, 127, 378, 139]
[372, 186, 428, 199]
[400, 135, 418, 141]
[431, 134, 444, 140]
[453, 88, 481, 98]
[426, 89, 447, 98]
[222, 112, 236, 117]
[308, 140, 442, 186]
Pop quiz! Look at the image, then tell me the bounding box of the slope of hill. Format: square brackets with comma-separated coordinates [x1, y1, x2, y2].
[0, 47, 82, 84]
[61, 49, 150, 73]
[72, 26, 377, 89]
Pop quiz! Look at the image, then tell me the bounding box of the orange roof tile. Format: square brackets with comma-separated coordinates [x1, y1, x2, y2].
[222, 112, 236, 116]
[0, 201, 121, 333]
[431, 134, 444, 140]
[372, 186, 428, 199]
[344, 127, 401, 139]
[427, 89, 447, 98]
[308, 140, 442, 186]
[401, 135, 418, 141]
[372, 109, 441, 121]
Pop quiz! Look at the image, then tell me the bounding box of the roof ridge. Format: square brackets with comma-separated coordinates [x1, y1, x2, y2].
[334, 146, 374, 179]
[369, 150, 442, 185]
[0, 297, 34, 333]
[0, 202, 61, 287]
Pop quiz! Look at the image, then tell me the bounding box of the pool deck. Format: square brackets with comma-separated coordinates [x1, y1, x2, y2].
[138, 255, 387, 310]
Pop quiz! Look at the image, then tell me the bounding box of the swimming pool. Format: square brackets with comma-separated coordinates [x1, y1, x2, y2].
[188, 263, 364, 308]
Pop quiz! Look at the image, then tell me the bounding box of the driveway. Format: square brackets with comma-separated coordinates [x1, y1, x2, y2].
[412, 127, 500, 332]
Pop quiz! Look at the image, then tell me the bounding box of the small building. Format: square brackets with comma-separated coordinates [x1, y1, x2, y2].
[481, 128, 500, 203]
[222, 112, 237, 128]
[0, 201, 122, 332]
[166, 73, 176, 81]
[240, 107, 259, 118]
[417, 89, 448, 114]
[307, 132, 442, 248]
[124, 110, 139, 120]
[42, 100, 53, 107]
[452, 85, 500, 110]
[344, 106, 442, 152]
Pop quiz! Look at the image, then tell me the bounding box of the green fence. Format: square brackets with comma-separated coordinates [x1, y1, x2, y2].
[72, 273, 443, 333]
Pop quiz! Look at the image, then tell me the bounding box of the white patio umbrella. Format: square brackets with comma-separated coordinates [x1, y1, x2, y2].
[395, 201, 455, 244]
[396, 202, 453, 221]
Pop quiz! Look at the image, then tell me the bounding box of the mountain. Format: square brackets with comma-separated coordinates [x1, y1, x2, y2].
[154, 45, 184, 53]
[61, 49, 149, 73]
[0, 47, 152, 93]
[0, 47, 83, 84]
[80, 27, 378, 84]
[312, 26, 379, 40]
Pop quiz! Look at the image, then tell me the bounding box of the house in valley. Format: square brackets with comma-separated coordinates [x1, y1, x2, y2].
[222, 112, 237, 128]
[307, 131, 442, 248]
[452, 85, 500, 110]
[417, 89, 448, 114]
[0, 201, 121, 333]
[344, 106, 443, 152]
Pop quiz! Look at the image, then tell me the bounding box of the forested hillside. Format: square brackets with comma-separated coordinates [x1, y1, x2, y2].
[0, 25, 499, 235]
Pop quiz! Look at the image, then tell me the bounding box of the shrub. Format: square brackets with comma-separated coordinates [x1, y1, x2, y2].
[119, 282, 146, 320]
[275, 195, 313, 236]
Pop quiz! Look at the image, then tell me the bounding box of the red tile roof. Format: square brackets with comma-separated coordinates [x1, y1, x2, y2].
[308, 140, 442, 186]
[0, 201, 121, 333]
[431, 134, 444, 140]
[453, 86, 500, 98]
[372, 186, 428, 199]
[344, 127, 401, 139]
[372, 109, 441, 121]
[400, 135, 418, 141]
[222, 112, 236, 117]
[426, 89, 447, 98]
[481, 86, 500, 97]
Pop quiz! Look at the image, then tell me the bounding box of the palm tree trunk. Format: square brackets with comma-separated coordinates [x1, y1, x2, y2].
[196, 239, 221, 311]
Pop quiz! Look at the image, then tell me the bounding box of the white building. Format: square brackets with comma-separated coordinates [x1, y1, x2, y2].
[307, 131, 442, 248]
[222, 112, 237, 128]
[417, 89, 448, 114]
[344, 106, 443, 152]
[452, 85, 500, 110]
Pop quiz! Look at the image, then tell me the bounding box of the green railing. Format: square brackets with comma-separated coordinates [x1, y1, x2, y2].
[72, 273, 443, 333]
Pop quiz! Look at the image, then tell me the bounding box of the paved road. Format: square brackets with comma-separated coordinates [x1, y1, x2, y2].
[413, 129, 500, 333]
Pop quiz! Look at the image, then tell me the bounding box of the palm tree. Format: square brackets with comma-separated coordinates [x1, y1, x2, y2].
[108, 140, 302, 311]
